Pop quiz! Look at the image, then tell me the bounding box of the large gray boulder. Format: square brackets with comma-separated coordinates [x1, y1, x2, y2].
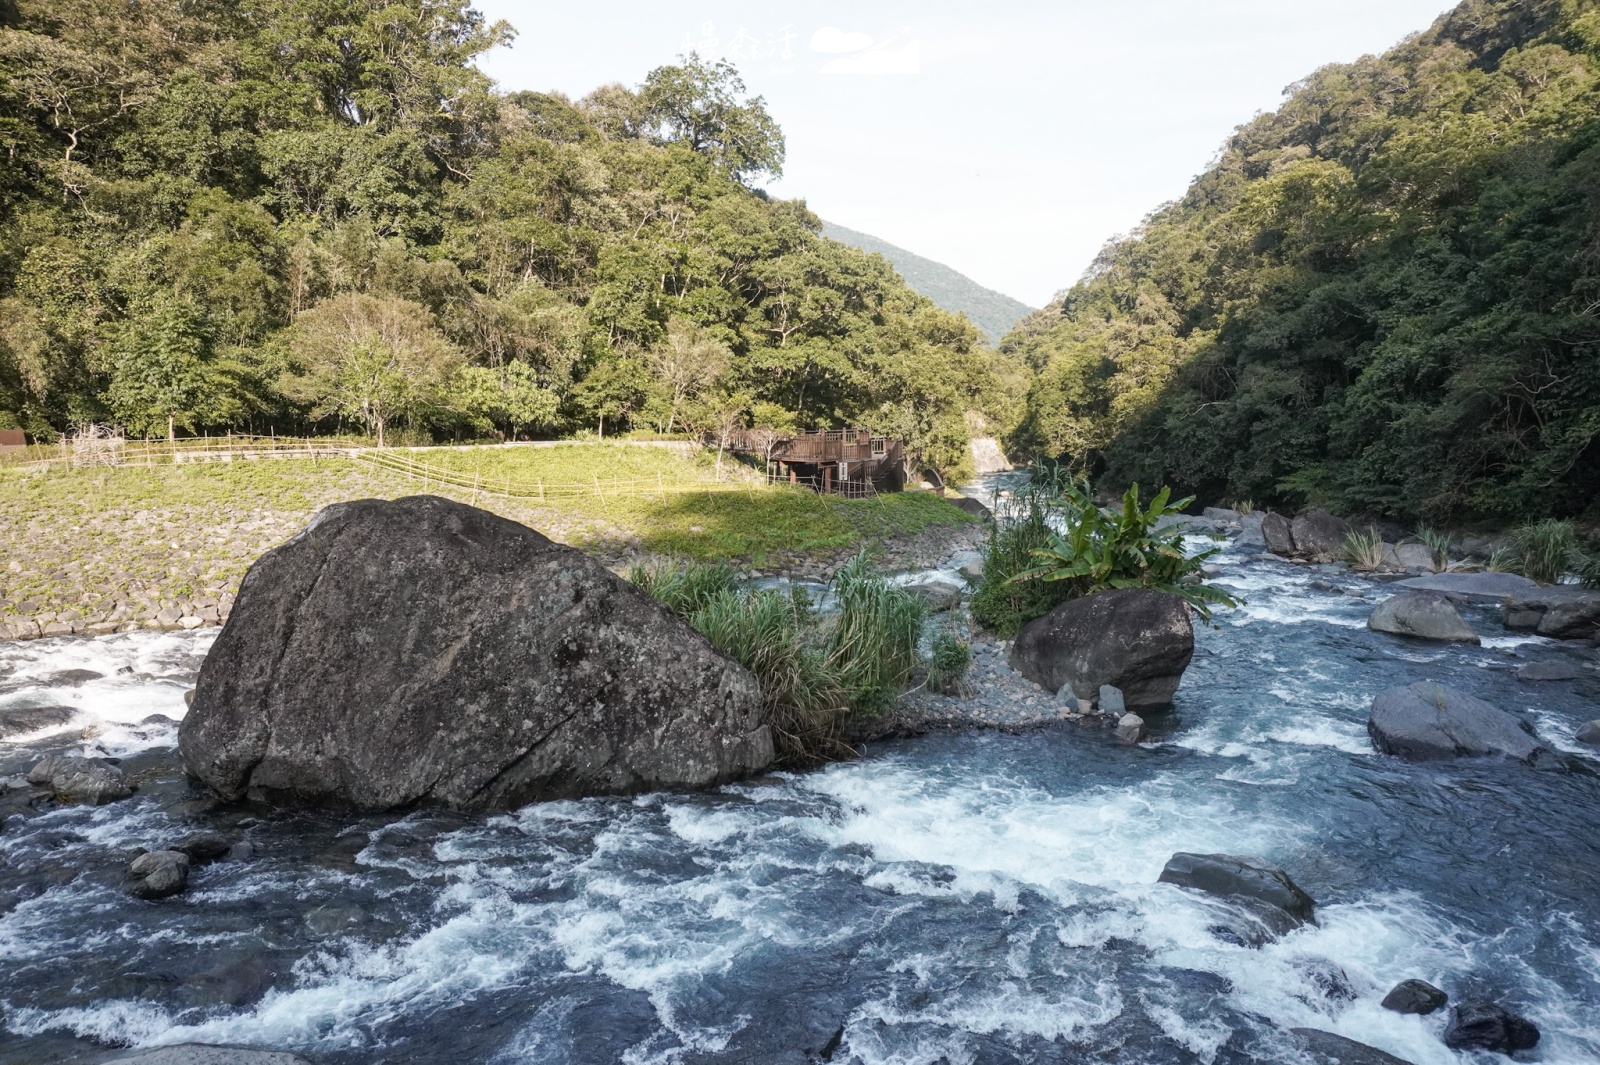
[1368, 682, 1556, 765]
[1158, 852, 1317, 937]
[179, 496, 772, 812]
[1290, 509, 1352, 563]
[1367, 591, 1479, 643]
[1009, 589, 1193, 708]
[1502, 587, 1600, 639]
[27, 753, 134, 805]
[1443, 1001, 1540, 1053]
[126, 850, 190, 900]
[1261, 512, 1295, 556]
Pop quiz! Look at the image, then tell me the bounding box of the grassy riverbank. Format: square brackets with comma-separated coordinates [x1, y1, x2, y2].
[0, 444, 975, 631]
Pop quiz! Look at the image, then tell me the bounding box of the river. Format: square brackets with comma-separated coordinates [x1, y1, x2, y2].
[1, 503, 1598, 1064]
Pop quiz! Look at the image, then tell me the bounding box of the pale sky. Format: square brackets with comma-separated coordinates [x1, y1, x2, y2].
[472, 1, 1455, 308]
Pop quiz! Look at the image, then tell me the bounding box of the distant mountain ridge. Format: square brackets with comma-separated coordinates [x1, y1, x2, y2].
[820, 222, 1032, 346]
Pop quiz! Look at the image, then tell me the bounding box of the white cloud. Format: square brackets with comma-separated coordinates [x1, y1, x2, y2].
[810, 27, 875, 54]
[820, 41, 921, 75]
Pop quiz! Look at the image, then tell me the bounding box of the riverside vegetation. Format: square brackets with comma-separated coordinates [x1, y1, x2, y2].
[1003, 0, 1600, 526]
[0, 0, 1025, 488]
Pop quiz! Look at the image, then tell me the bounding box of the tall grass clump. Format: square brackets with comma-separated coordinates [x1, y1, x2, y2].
[1341, 527, 1385, 572]
[969, 465, 1075, 637]
[826, 552, 928, 716]
[925, 627, 971, 695]
[627, 559, 739, 616]
[1415, 525, 1452, 570]
[630, 553, 928, 763]
[1506, 519, 1584, 584]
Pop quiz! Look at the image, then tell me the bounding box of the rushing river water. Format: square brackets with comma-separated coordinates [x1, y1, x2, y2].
[2, 519, 1599, 1064]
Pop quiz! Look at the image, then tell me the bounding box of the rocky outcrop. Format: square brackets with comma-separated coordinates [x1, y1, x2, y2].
[1009, 589, 1193, 708]
[946, 495, 993, 521]
[903, 578, 962, 612]
[1289, 1029, 1414, 1065]
[126, 850, 190, 899]
[1367, 592, 1479, 643]
[1290, 509, 1352, 564]
[1261, 512, 1295, 556]
[1443, 1001, 1540, 1054]
[1395, 572, 1538, 603]
[179, 495, 772, 812]
[27, 753, 134, 805]
[1368, 682, 1555, 765]
[1158, 852, 1317, 937]
[1382, 979, 1448, 1015]
[1502, 587, 1600, 639]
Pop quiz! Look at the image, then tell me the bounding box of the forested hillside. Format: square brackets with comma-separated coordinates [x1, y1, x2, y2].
[1006, 0, 1600, 522]
[0, 0, 1015, 483]
[820, 222, 1033, 346]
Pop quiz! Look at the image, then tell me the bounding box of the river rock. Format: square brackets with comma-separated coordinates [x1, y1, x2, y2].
[1291, 509, 1352, 563]
[1502, 587, 1600, 639]
[1381, 978, 1448, 1015]
[1289, 1029, 1414, 1065]
[174, 831, 235, 863]
[104, 1047, 315, 1065]
[1237, 513, 1265, 547]
[1158, 852, 1317, 936]
[179, 495, 772, 812]
[1575, 720, 1600, 745]
[1392, 542, 1436, 572]
[1113, 712, 1144, 744]
[0, 705, 76, 738]
[127, 849, 190, 899]
[1261, 512, 1295, 556]
[1367, 682, 1556, 765]
[27, 753, 134, 805]
[1009, 589, 1193, 708]
[1394, 571, 1538, 603]
[903, 579, 961, 612]
[1367, 591, 1479, 643]
[1202, 507, 1241, 523]
[1517, 660, 1579, 682]
[1443, 1001, 1540, 1054]
[946, 496, 992, 521]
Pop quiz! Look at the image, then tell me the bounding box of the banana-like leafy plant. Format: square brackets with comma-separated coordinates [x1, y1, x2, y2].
[1010, 479, 1240, 619]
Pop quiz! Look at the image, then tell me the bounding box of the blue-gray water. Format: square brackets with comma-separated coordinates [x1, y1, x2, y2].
[1, 534, 1598, 1064]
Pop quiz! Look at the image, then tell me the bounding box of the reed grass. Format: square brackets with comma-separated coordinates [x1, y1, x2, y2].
[1507, 519, 1583, 584]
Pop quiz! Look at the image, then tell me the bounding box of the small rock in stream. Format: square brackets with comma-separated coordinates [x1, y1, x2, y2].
[126, 849, 190, 899]
[1381, 978, 1448, 1015]
[1443, 1000, 1540, 1054]
[1575, 720, 1600, 746]
[1517, 660, 1579, 682]
[1114, 712, 1144, 744]
[27, 753, 134, 805]
[174, 830, 235, 863]
[1158, 852, 1317, 938]
[1289, 1028, 1414, 1065]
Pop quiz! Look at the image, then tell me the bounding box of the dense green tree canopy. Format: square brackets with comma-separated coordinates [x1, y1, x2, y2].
[0, 0, 1016, 479]
[1006, 0, 1600, 522]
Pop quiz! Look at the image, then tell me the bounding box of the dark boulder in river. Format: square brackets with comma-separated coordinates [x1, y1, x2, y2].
[1368, 682, 1555, 765]
[1289, 508, 1351, 564]
[1261, 512, 1295, 556]
[1443, 1000, 1540, 1054]
[1381, 978, 1448, 1015]
[1009, 589, 1193, 708]
[1158, 852, 1317, 937]
[1502, 586, 1600, 640]
[179, 495, 772, 812]
[1289, 1028, 1415, 1065]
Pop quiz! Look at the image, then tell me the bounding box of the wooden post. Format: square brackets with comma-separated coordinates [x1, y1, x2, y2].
[538, 478, 545, 502]
[658, 471, 664, 498]
[594, 476, 603, 502]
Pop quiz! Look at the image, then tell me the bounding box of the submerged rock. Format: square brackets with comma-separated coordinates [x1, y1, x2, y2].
[0, 705, 76, 738]
[1290, 1028, 1415, 1065]
[1368, 682, 1556, 765]
[1575, 720, 1600, 746]
[1367, 591, 1479, 643]
[1502, 587, 1600, 639]
[126, 849, 190, 899]
[1395, 572, 1537, 603]
[1158, 852, 1317, 938]
[1517, 660, 1580, 682]
[104, 1047, 315, 1064]
[174, 830, 235, 863]
[26, 753, 134, 805]
[1009, 589, 1193, 709]
[1443, 1001, 1541, 1054]
[903, 579, 961, 612]
[1290, 509, 1352, 564]
[179, 495, 772, 812]
[1381, 978, 1448, 1015]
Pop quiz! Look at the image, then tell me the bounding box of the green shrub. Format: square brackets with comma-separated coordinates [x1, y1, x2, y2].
[1016, 479, 1240, 620]
[1341, 527, 1385, 571]
[1507, 519, 1584, 584]
[925, 627, 971, 695]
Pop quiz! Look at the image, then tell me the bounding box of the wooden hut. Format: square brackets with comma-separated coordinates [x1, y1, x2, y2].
[734, 428, 905, 497]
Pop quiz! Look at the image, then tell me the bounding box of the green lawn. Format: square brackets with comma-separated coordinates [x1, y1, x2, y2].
[0, 443, 973, 619]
